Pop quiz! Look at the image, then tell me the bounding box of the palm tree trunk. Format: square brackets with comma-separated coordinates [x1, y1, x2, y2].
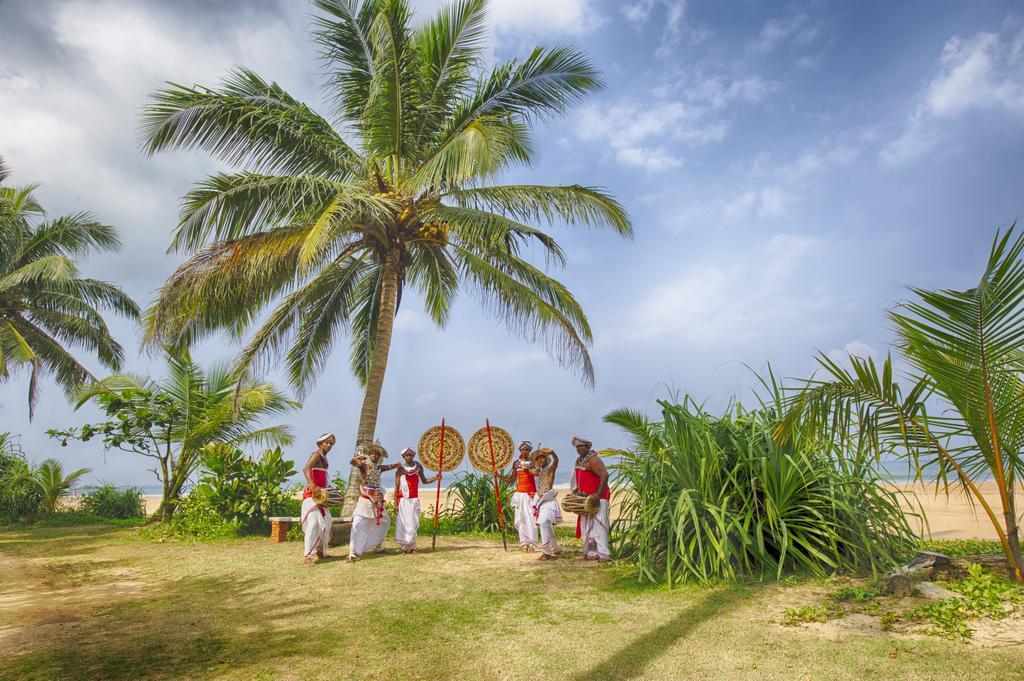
[1004, 478, 1024, 583]
[339, 250, 400, 520]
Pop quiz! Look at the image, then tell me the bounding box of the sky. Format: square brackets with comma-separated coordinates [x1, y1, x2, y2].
[1, 0, 1021, 487]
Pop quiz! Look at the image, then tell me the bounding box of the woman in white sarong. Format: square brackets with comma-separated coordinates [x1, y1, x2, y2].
[393, 447, 439, 553]
[528, 448, 563, 560]
[499, 441, 539, 551]
[347, 442, 399, 563]
[301, 433, 336, 565]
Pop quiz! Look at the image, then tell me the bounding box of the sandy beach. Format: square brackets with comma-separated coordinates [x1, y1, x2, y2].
[135, 481, 1023, 540]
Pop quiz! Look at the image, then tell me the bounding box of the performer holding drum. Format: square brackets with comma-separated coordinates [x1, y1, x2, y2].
[347, 442, 399, 563]
[393, 447, 438, 554]
[301, 433, 338, 566]
[570, 436, 611, 561]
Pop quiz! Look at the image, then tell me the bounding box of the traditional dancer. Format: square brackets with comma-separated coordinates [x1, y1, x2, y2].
[393, 447, 438, 554]
[572, 436, 611, 562]
[499, 441, 539, 551]
[347, 442, 399, 563]
[301, 433, 336, 565]
[529, 447, 563, 560]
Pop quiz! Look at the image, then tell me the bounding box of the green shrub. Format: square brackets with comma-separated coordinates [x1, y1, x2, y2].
[145, 494, 248, 540]
[607, 392, 919, 585]
[80, 484, 146, 519]
[441, 472, 514, 534]
[191, 444, 297, 521]
[0, 434, 44, 521]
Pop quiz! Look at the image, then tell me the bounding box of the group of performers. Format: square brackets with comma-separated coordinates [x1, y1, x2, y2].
[300, 433, 611, 565]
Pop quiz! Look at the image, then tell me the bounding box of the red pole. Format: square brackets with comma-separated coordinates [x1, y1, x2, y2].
[431, 418, 446, 550]
[485, 419, 509, 551]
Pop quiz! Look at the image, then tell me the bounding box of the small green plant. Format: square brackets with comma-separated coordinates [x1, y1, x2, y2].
[910, 563, 1024, 640]
[833, 586, 879, 602]
[919, 539, 1003, 557]
[80, 484, 145, 519]
[781, 604, 841, 626]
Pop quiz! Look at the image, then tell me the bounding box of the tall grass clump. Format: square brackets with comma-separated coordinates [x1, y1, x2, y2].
[607, 390, 919, 585]
[442, 472, 514, 534]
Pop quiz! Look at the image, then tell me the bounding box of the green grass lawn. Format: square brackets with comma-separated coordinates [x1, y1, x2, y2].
[1, 523, 1021, 681]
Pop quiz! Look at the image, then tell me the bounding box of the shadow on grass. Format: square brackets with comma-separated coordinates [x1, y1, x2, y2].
[568, 587, 747, 681]
[0, 571, 316, 681]
[0, 523, 128, 558]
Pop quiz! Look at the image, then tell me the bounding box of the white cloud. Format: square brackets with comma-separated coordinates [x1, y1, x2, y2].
[487, 0, 604, 36]
[621, 0, 696, 56]
[622, 234, 831, 344]
[825, 339, 881, 368]
[882, 25, 1024, 167]
[575, 75, 773, 171]
[749, 13, 821, 54]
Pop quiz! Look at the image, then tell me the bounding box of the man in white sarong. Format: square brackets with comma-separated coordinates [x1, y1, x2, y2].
[301, 433, 336, 565]
[347, 442, 399, 562]
[499, 441, 539, 551]
[529, 448, 563, 560]
[393, 447, 438, 553]
[571, 436, 611, 562]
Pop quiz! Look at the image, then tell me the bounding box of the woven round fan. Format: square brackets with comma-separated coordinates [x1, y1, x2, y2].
[418, 425, 465, 472]
[467, 425, 514, 473]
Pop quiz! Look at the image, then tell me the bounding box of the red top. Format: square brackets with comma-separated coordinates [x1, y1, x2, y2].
[302, 468, 328, 499]
[514, 460, 536, 494]
[575, 466, 611, 500]
[397, 469, 420, 499]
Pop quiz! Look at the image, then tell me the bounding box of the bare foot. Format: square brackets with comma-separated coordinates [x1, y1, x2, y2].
[537, 554, 553, 561]
[304, 556, 317, 566]
[346, 555, 358, 563]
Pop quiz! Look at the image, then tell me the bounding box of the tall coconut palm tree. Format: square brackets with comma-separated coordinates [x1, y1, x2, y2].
[138, 0, 632, 516]
[0, 165, 139, 417]
[782, 226, 1024, 583]
[33, 458, 91, 514]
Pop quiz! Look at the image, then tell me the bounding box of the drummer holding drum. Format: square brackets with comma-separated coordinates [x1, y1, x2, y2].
[301, 433, 339, 566]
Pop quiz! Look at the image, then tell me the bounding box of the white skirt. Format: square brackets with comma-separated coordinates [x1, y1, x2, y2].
[394, 496, 421, 549]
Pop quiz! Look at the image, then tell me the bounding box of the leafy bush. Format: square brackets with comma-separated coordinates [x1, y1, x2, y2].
[80, 484, 146, 519]
[155, 494, 247, 540]
[191, 444, 297, 521]
[442, 472, 514, 534]
[0, 434, 44, 521]
[607, 394, 919, 584]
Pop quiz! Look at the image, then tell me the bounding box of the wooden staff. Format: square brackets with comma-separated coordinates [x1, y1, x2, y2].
[485, 418, 509, 551]
[431, 417, 446, 550]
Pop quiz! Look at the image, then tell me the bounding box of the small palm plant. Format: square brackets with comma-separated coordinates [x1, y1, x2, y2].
[34, 458, 90, 514]
[0, 160, 139, 417]
[782, 226, 1024, 583]
[138, 0, 631, 516]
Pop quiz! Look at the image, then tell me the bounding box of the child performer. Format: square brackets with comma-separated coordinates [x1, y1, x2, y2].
[499, 441, 540, 551]
[393, 447, 438, 553]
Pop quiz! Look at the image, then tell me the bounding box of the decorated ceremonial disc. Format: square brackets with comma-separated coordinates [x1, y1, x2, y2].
[467, 425, 514, 473]
[418, 425, 465, 472]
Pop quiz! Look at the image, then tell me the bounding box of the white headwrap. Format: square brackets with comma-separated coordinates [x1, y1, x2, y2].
[517, 440, 533, 451]
[571, 436, 592, 447]
[400, 447, 415, 457]
[316, 432, 336, 444]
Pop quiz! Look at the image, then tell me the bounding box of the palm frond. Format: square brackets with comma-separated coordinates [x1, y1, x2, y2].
[140, 67, 359, 177]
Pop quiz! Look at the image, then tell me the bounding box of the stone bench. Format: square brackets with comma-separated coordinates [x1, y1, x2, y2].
[269, 516, 351, 545]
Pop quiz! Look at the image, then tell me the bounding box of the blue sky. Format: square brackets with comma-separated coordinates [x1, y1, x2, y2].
[1, 0, 1021, 486]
